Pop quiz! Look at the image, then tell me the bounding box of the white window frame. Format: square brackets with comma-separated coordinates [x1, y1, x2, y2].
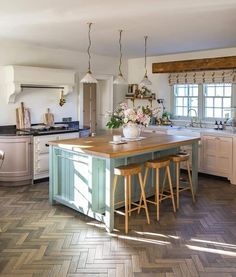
[171, 83, 236, 122]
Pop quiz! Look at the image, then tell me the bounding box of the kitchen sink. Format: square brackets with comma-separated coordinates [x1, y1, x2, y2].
[166, 128, 201, 138]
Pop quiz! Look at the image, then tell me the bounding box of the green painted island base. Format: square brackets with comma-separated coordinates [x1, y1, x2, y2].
[49, 141, 198, 232]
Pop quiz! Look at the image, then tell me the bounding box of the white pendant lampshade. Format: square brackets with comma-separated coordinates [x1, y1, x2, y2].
[140, 35, 152, 86]
[140, 74, 152, 86]
[80, 23, 97, 84]
[114, 30, 127, 85]
[114, 73, 126, 85]
[80, 70, 98, 84]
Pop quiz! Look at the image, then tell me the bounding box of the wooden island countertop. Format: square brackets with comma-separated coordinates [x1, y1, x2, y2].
[48, 133, 200, 159]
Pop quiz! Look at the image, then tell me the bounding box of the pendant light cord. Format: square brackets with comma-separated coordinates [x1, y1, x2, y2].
[119, 30, 123, 75]
[87, 23, 92, 73]
[144, 35, 148, 76]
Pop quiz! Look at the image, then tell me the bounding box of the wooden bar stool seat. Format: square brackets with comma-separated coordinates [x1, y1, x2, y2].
[113, 163, 150, 234]
[139, 157, 176, 221]
[169, 153, 195, 209]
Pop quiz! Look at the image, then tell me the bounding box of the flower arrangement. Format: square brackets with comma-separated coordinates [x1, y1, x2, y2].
[106, 102, 160, 129]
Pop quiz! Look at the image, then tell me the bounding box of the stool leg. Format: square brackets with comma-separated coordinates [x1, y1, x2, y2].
[113, 175, 118, 209]
[176, 162, 180, 209]
[138, 173, 150, 224]
[156, 168, 160, 221]
[128, 175, 131, 216]
[124, 176, 129, 234]
[160, 168, 167, 201]
[138, 167, 149, 214]
[186, 160, 195, 203]
[167, 165, 176, 213]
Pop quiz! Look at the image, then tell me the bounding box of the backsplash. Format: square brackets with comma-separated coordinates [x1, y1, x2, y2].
[0, 87, 78, 126]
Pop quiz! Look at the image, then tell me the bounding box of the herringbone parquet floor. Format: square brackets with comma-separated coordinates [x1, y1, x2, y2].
[1, 174, 236, 277]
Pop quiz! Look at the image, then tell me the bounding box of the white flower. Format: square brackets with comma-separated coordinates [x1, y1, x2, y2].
[124, 117, 129, 124]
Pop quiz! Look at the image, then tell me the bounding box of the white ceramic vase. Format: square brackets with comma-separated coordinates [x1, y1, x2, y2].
[123, 123, 141, 139]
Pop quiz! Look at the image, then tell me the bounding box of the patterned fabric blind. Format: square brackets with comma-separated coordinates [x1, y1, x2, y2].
[168, 69, 236, 85]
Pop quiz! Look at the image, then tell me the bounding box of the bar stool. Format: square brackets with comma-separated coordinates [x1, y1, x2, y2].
[113, 163, 150, 234]
[139, 157, 176, 221]
[168, 153, 195, 209]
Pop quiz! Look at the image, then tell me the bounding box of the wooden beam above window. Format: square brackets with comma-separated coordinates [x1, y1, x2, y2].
[152, 56, 236, 74]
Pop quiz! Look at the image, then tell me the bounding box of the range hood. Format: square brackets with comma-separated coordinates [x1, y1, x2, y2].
[0, 65, 76, 103]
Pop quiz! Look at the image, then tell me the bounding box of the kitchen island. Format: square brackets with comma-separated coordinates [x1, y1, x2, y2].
[49, 133, 200, 232]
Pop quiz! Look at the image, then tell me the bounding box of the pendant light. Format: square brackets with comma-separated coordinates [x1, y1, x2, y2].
[80, 23, 98, 84]
[140, 35, 152, 86]
[114, 30, 126, 85]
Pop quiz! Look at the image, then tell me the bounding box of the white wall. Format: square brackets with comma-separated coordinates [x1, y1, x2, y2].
[0, 41, 128, 126]
[128, 47, 236, 112]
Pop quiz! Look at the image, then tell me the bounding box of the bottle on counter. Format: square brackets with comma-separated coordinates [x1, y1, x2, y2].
[219, 121, 223, 130]
[214, 120, 219, 130]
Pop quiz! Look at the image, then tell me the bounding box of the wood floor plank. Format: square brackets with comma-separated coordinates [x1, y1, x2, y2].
[0, 175, 236, 276]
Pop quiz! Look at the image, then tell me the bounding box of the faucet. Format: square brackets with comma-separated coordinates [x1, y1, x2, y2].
[186, 108, 202, 128]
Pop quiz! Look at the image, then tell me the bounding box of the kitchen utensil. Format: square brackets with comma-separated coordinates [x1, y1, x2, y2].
[43, 108, 54, 126]
[16, 102, 31, 129]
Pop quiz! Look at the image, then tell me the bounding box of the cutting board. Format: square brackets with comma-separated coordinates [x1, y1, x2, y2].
[16, 102, 31, 129]
[43, 108, 54, 126]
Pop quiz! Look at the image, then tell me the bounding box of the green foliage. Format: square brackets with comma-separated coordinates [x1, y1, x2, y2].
[162, 111, 172, 118]
[106, 115, 123, 129]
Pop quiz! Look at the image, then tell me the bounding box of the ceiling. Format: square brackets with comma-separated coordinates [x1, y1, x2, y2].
[0, 0, 236, 58]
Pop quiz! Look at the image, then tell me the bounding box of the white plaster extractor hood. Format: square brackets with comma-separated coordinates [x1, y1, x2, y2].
[0, 65, 76, 103]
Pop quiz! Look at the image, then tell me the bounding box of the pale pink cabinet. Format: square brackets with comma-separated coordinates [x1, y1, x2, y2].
[202, 135, 233, 178]
[0, 136, 32, 183]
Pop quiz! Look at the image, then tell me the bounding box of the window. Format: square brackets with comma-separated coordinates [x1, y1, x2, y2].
[204, 83, 232, 119]
[173, 84, 198, 117]
[172, 83, 234, 121]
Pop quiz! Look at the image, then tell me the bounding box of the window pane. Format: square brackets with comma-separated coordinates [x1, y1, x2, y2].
[190, 98, 198, 107]
[206, 108, 213, 117]
[214, 98, 222, 108]
[215, 86, 224, 97]
[205, 98, 213, 107]
[205, 85, 215, 96]
[183, 97, 188, 106]
[214, 108, 222, 118]
[224, 86, 232, 96]
[192, 86, 198, 96]
[176, 87, 186, 96]
[176, 107, 183, 116]
[183, 107, 188, 116]
[223, 110, 232, 118]
[223, 98, 231, 108]
[176, 98, 183, 106]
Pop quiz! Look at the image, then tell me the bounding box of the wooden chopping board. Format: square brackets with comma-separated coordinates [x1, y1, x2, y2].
[43, 108, 54, 126]
[16, 102, 31, 129]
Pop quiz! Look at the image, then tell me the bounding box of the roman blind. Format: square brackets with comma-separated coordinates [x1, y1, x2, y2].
[168, 69, 236, 85]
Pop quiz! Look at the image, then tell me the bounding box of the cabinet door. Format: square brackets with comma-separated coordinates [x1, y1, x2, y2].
[202, 135, 232, 177]
[0, 136, 32, 181]
[202, 136, 218, 172]
[217, 137, 232, 176]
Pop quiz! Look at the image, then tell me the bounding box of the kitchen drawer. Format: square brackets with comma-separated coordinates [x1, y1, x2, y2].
[34, 135, 58, 154]
[59, 132, 79, 140]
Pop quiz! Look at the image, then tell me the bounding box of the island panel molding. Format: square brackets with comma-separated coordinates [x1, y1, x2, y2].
[49, 132, 200, 232]
[152, 56, 236, 73]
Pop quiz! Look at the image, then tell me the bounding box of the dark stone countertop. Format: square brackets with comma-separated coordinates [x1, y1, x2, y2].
[0, 122, 90, 137]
